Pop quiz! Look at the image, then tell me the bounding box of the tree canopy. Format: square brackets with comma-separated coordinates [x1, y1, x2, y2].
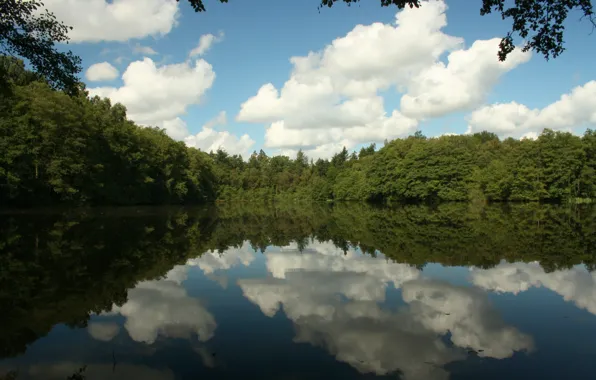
[1, 58, 595, 206]
[0, 56, 216, 206]
[185, 0, 595, 61]
[0, 0, 82, 94]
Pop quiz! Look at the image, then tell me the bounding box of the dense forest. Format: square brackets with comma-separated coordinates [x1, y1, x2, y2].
[1, 56, 596, 206]
[1, 202, 595, 359]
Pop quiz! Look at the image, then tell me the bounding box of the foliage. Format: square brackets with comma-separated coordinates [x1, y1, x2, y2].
[2, 57, 595, 206]
[480, 0, 595, 61]
[0, 0, 82, 94]
[185, 0, 595, 61]
[206, 131, 596, 204]
[0, 57, 216, 206]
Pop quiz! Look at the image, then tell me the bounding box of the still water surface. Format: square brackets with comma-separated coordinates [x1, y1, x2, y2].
[1, 203, 595, 379]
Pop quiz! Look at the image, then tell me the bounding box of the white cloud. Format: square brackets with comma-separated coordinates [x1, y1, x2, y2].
[87, 322, 120, 342]
[400, 38, 531, 119]
[402, 279, 534, 359]
[204, 110, 227, 129]
[263, 107, 417, 153]
[236, 0, 527, 157]
[184, 112, 255, 157]
[466, 81, 596, 138]
[264, 122, 344, 149]
[105, 266, 216, 344]
[263, 240, 420, 292]
[85, 62, 119, 82]
[186, 241, 257, 274]
[43, 0, 180, 43]
[470, 262, 596, 315]
[520, 131, 539, 140]
[241, 276, 462, 380]
[88, 57, 215, 139]
[162, 117, 191, 140]
[133, 43, 158, 56]
[239, 240, 421, 319]
[114, 56, 128, 65]
[189, 32, 225, 57]
[276, 142, 355, 161]
[185, 128, 255, 158]
[237, 240, 533, 379]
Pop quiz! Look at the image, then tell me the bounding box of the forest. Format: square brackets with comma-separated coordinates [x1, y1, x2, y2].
[1, 202, 595, 359]
[1, 56, 596, 206]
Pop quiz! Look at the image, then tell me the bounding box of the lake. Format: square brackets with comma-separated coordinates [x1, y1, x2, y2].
[1, 203, 595, 380]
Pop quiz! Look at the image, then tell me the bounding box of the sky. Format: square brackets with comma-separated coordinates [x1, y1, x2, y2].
[42, 0, 596, 159]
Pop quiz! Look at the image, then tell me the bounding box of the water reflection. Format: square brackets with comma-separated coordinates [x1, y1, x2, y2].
[0, 203, 595, 379]
[97, 266, 216, 345]
[238, 241, 533, 379]
[471, 262, 596, 315]
[27, 363, 174, 380]
[87, 322, 119, 342]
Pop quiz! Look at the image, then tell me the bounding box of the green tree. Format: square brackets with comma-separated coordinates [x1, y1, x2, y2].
[0, 59, 216, 206]
[0, 0, 81, 94]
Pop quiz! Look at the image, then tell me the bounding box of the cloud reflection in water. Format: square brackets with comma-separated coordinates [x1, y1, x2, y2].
[238, 240, 534, 379]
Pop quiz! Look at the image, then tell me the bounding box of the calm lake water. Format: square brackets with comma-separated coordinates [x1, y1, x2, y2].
[1, 203, 595, 380]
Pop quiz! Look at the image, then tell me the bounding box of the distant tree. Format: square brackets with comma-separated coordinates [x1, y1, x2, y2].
[0, 0, 82, 94]
[358, 143, 376, 159]
[296, 149, 309, 170]
[183, 0, 595, 61]
[331, 147, 349, 168]
[413, 130, 426, 139]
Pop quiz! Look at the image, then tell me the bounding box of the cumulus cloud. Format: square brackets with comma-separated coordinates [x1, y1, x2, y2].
[403, 279, 534, 359]
[236, 0, 528, 157]
[89, 244, 258, 345]
[263, 107, 417, 152]
[244, 277, 463, 380]
[85, 62, 119, 82]
[43, 0, 180, 43]
[185, 128, 255, 158]
[237, 240, 532, 379]
[161, 117, 191, 140]
[87, 322, 120, 342]
[400, 38, 531, 119]
[186, 241, 257, 274]
[239, 240, 421, 319]
[189, 32, 225, 57]
[184, 112, 255, 157]
[204, 110, 227, 129]
[470, 261, 596, 315]
[133, 43, 158, 56]
[101, 266, 216, 344]
[263, 240, 420, 292]
[276, 142, 355, 161]
[88, 57, 215, 139]
[114, 56, 128, 65]
[466, 81, 596, 138]
[85, 56, 253, 153]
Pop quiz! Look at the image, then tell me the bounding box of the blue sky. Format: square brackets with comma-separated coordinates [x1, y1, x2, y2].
[47, 0, 596, 158]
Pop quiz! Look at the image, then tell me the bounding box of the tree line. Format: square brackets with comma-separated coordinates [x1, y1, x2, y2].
[1, 56, 596, 206]
[213, 129, 596, 203]
[0, 57, 216, 206]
